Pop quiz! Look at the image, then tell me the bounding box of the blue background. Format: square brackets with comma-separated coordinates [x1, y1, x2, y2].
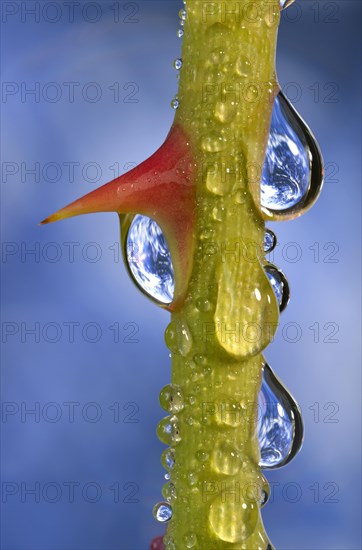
[1, 1, 361, 549]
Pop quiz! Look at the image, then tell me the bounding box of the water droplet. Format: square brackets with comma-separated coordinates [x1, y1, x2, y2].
[195, 450, 209, 462]
[161, 448, 175, 470]
[212, 442, 241, 475]
[126, 215, 174, 304]
[258, 363, 304, 468]
[184, 533, 197, 548]
[235, 55, 251, 77]
[209, 496, 258, 542]
[157, 415, 181, 445]
[179, 9, 187, 20]
[188, 472, 198, 486]
[195, 297, 212, 311]
[280, 0, 295, 9]
[264, 229, 277, 253]
[173, 58, 183, 70]
[214, 101, 237, 124]
[163, 481, 176, 501]
[201, 134, 227, 153]
[261, 92, 323, 216]
[264, 263, 290, 312]
[165, 320, 192, 356]
[160, 384, 184, 413]
[171, 98, 179, 110]
[153, 501, 172, 523]
[176, 28, 184, 38]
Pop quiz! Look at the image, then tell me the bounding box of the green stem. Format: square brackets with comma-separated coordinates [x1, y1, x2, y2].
[159, 1, 281, 547]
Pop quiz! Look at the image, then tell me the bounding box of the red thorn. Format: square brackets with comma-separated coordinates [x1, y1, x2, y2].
[40, 125, 196, 311]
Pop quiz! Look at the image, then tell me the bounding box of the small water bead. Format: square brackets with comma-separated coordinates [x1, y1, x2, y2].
[264, 263, 290, 312]
[261, 92, 323, 215]
[163, 481, 176, 501]
[153, 501, 172, 523]
[212, 442, 241, 475]
[179, 9, 187, 20]
[164, 472, 170, 481]
[212, 205, 225, 222]
[157, 416, 181, 445]
[173, 58, 183, 70]
[264, 229, 277, 253]
[188, 472, 198, 486]
[214, 101, 237, 124]
[171, 98, 179, 110]
[258, 363, 304, 469]
[209, 497, 258, 543]
[195, 450, 209, 462]
[160, 384, 184, 413]
[235, 55, 252, 77]
[126, 215, 174, 304]
[184, 533, 197, 548]
[161, 448, 175, 470]
[165, 320, 192, 356]
[176, 28, 184, 38]
[201, 134, 227, 153]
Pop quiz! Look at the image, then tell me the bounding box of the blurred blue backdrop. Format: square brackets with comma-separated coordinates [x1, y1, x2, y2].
[1, 1, 361, 549]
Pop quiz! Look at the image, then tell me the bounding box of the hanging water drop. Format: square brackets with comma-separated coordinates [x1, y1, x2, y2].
[161, 448, 175, 470]
[177, 29, 184, 38]
[153, 501, 173, 523]
[160, 384, 184, 413]
[171, 98, 179, 110]
[264, 229, 277, 253]
[179, 9, 187, 20]
[258, 363, 304, 469]
[261, 92, 323, 217]
[264, 263, 290, 312]
[157, 415, 181, 445]
[126, 214, 174, 305]
[173, 58, 183, 70]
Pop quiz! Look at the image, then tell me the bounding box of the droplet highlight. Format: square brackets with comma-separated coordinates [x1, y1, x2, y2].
[258, 363, 304, 469]
[157, 415, 181, 445]
[280, 0, 295, 9]
[261, 92, 323, 216]
[126, 214, 174, 304]
[173, 58, 183, 70]
[264, 263, 290, 312]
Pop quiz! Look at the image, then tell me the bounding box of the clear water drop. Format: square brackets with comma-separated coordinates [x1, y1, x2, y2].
[177, 28, 184, 38]
[261, 92, 323, 215]
[212, 442, 241, 475]
[264, 229, 277, 253]
[171, 98, 179, 110]
[157, 415, 181, 445]
[173, 58, 183, 70]
[161, 448, 175, 470]
[258, 363, 304, 469]
[160, 384, 184, 413]
[184, 533, 197, 548]
[126, 214, 174, 304]
[264, 263, 290, 312]
[153, 501, 173, 523]
[209, 497, 258, 542]
[179, 9, 187, 20]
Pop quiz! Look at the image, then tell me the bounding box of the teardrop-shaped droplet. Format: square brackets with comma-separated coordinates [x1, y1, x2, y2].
[280, 0, 295, 9]
[264, 263, 290, 312]
[261, 92, 323, 217]
[177, 29, 184, 38]
[264, 229, 277, 253]
[126, 214, 174, 305]
[258, 363, 304, 469]
[153, 501, 173, 522]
